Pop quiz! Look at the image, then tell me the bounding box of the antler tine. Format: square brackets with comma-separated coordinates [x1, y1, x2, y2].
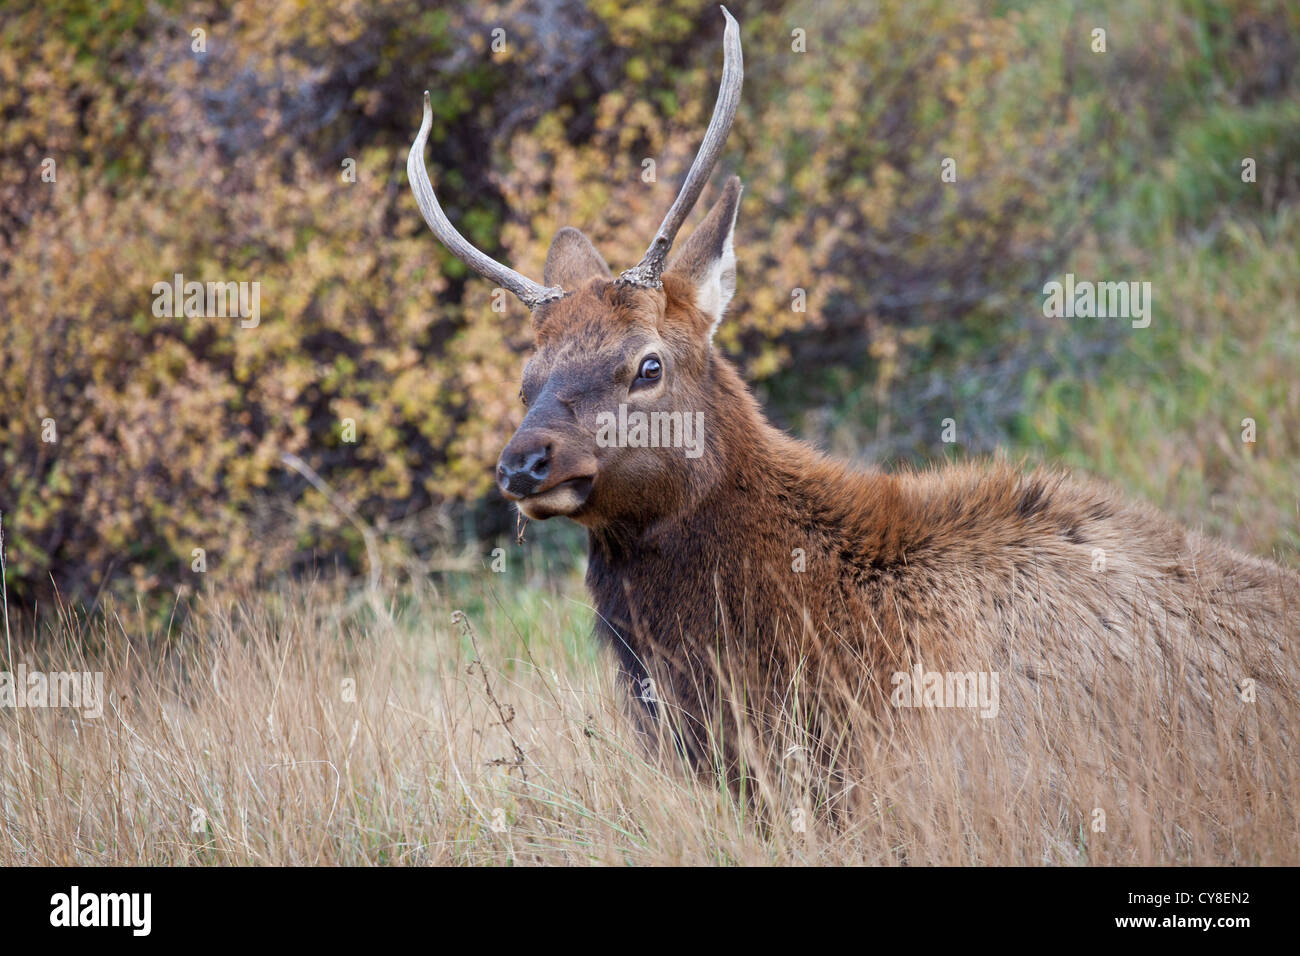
[618, 6, 744, 290]
[407, 91, 565, 309]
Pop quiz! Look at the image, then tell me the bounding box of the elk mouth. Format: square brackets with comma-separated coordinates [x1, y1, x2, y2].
[514, 475, 594, 520]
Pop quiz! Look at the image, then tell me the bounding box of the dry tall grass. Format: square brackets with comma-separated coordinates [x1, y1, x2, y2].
[2, 567, 1296, 866]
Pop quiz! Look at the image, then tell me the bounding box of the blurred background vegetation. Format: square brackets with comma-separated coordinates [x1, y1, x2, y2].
[1, 0, 1297, 619]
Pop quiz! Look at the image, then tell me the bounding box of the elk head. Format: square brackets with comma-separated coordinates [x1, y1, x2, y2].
[408, 7, 744, 530]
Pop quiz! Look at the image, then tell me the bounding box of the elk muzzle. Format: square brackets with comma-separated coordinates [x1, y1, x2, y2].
[497, 428, 596, 519]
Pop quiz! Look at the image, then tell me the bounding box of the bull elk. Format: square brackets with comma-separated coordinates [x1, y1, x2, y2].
[409, 8, 1298, 795]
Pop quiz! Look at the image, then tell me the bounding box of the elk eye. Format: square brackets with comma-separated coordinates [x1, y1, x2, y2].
[635, 355, 663, 384]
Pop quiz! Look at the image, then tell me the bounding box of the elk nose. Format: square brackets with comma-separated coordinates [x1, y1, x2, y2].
[497, 442, 551, 498]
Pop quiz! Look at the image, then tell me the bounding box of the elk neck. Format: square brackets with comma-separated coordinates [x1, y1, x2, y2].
[586, 346, 904, 576]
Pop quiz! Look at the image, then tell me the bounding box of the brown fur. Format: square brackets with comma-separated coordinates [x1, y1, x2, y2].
[496, 184, 1299, 796]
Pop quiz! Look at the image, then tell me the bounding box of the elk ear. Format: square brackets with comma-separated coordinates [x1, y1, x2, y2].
[543, 227, 612, 289]
[665, 176, 741, 339]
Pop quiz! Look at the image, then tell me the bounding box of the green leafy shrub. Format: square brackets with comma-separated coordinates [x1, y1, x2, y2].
[1, 0, 1295, 610]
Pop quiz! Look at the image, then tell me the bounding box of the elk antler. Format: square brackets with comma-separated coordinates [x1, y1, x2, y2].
[618, 6, 744, 290]
[408, 91, 566, 309]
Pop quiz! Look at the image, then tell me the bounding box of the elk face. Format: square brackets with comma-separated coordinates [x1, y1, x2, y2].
[405, 7, 743, 527]
[497, 178, 742, 526]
